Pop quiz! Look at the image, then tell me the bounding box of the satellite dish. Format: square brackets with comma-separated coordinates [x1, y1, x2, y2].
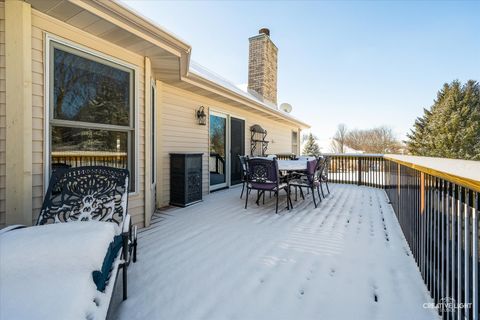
[280, 103, 292, 113]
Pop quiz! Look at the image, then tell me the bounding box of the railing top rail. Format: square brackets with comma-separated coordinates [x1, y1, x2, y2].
[385, 155, 480, 192]
[322, 153, 384, 158]
[51, 151, 128, 156]
[324, 153, 480, 192]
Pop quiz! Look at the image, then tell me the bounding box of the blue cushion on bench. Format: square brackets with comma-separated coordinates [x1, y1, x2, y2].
[92, 235, 123, 292]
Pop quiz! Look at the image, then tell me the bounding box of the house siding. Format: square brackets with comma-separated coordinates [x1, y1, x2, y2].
[0, 4, 304, 229]
[31, 25, 43, 225]
[29, 9, 147, 227]
[157, 83, 300, 207]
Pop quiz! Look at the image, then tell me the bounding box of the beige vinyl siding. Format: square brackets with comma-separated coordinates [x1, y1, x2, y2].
[159, 84, 209, 206]
[31, 25, 43, 224]
[0, 3, 5, 227]
[30, 9, 147, 227]
[158, 83, 300, 207]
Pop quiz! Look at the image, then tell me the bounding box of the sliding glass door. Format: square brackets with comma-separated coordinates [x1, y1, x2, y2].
[230, 117, 245, 185]
[209, 112, 228, 190]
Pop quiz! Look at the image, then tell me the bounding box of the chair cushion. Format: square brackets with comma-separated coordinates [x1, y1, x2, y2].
[92, 235, 123, 292]
[249, 182, 288, 191]
[249, 182, 277, 190]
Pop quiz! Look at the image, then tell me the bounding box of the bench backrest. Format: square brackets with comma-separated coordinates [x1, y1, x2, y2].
[37, 166, 129, 229]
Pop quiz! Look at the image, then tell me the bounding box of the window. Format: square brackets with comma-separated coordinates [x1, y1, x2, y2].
[49, 40, 136, 191]
[291, 131, 298, 154]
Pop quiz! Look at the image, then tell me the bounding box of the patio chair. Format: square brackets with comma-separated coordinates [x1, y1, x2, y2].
[245, 157, 292, 213]
[288, 158, 324, 208]
[36, 166, 138, 301]
[238, 155, 249, 199]
[320, 156, 331, 196]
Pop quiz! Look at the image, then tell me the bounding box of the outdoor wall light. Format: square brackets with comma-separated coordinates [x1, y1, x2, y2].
[196, 106, 207, 125]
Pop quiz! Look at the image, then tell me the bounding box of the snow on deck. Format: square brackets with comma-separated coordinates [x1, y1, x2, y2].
[115, 184, 437, 320]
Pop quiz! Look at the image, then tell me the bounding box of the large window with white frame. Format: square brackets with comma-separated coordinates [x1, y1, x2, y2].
[48, 40, 136, 191]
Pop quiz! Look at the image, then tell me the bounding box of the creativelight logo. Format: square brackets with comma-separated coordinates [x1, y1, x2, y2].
[423, 297, 472, 312]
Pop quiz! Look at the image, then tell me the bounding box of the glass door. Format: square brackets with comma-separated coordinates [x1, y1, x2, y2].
[209, 112, 228, 190]
[230, 117, 245, 185]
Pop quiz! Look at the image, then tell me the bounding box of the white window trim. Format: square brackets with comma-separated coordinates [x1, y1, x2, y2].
[43, 33, 140, 195]
[208, 109, 229, 190]
[150, 79, 157, 187]
[292, 130, 299, 154]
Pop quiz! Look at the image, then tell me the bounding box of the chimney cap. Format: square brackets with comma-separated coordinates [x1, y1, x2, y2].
[259, 28, 270, 36]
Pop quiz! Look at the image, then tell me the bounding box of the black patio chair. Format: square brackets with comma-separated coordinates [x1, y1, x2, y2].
[288, 158, 324, 208]
[245, 157, 292, 213]
[320, 156, 331, 197]
[37, 166, 138, 301]
[238, 155, 249, 199]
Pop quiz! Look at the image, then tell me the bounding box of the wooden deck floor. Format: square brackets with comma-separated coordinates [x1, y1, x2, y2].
[114, 184, 437, 320]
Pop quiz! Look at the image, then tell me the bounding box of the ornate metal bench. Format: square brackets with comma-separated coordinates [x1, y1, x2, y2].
[37, 166, 138, 301]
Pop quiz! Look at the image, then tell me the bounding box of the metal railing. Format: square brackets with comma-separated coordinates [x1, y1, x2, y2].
[268, 153, 296, 160]
[209, 152, 225, 174]
[327, 154, 479, 320]
[51, 151, 127, 169]
[326, 154, 386, 188]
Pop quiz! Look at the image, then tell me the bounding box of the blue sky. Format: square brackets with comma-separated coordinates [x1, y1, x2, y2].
[123, 0, 480, 150]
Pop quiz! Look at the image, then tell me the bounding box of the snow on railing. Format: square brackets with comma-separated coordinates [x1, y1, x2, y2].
[326, 153, 479, 319]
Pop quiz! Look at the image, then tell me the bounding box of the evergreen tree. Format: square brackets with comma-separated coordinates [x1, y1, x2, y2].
[302, 133, 321, 157]
[407, 80, 480, 160]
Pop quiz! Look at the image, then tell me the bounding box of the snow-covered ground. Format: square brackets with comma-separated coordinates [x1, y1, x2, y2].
[115, 184, 437, 320]
[0, 221, 117, 320]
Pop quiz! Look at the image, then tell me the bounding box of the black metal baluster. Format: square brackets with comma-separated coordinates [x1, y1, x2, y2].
[473, 191, 478, 320]
[452, 184, 458, 320]
[441, 179, 445, 310]
[464, 188, 470, 320]
[458, 186, 464, 320]
[446, 181, 451, 320]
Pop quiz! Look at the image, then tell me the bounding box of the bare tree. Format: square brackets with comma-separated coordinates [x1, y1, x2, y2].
[331, 124, 348, 153]
[345, 126, 402, 154]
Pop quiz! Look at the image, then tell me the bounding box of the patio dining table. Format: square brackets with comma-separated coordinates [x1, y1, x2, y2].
[277, 159, 308, 172]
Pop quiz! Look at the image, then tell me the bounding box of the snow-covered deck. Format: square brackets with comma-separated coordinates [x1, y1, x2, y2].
[115, 184, 437, 320]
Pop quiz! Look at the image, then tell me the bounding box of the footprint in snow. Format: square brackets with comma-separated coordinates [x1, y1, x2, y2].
[371, 283, 379, 302]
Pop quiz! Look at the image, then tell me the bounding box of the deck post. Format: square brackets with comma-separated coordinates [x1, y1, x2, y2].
[357, 157, 362, 186]
[420, 172, 425, 214]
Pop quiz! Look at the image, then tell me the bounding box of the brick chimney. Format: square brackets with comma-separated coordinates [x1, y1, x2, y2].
[248, 28, 278, 105]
